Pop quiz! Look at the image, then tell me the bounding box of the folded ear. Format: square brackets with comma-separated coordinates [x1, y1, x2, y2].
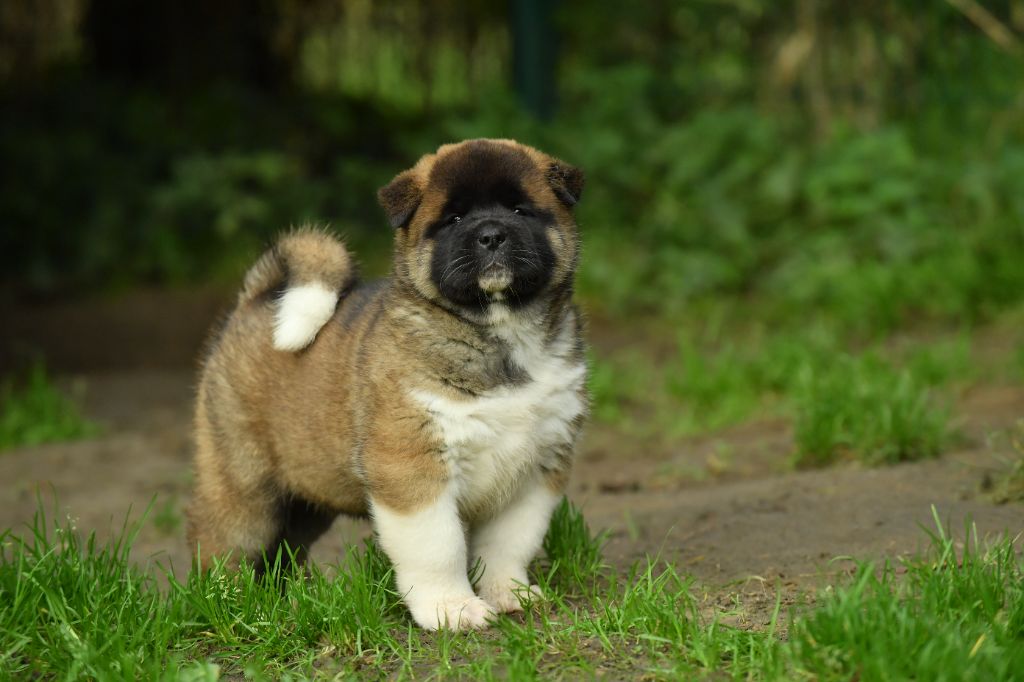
[546, 161, 585, 207]
[377, 170, 422, 229]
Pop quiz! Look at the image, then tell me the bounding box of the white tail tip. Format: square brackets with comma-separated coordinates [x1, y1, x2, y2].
[273, 283, 338, 351]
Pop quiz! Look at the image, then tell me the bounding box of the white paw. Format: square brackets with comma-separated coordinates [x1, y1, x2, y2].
[479, 580, 544, 613]
[408, 593, 496, 631]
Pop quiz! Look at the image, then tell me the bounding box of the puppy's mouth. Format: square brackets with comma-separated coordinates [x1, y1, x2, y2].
[478, 261, 513, 300]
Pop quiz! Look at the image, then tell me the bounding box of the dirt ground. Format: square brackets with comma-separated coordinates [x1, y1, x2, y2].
[1, 289, 1022, 624]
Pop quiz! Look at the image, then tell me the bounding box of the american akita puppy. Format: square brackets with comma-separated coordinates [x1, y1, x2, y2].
[188, 139, 588, 630]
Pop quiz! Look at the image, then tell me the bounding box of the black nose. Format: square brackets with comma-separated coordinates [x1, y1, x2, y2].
[476, 225, 507, 251]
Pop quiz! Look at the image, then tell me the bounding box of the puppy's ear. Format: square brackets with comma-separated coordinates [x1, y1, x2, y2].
[377, 171, 421, 229]
[546, 161, 585, 207]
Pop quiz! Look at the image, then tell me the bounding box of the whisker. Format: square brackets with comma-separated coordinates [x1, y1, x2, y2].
[440, 260, 473, 287]
[438, 253, 473, 282]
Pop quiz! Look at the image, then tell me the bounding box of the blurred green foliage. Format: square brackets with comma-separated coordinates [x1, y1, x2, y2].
[2, 0, 1022, 337]
[0, 364, 98, 451]
[588, 324, 973, 466]
[0, 83, 409, 289]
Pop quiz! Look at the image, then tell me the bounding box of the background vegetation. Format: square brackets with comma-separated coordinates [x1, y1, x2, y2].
[4, 0, 1023, 457]
[2, 1, 1023, 323]
[0, 364, 98, 450]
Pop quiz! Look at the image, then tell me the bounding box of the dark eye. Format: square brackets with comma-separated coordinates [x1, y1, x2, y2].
[513, 206, 532, 216]
[446, 214, 462, 225]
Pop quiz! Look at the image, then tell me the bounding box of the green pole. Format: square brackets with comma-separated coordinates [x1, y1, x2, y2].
[511, 0, 559, 119]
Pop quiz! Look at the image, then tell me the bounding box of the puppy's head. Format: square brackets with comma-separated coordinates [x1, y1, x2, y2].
[378, 139, 583, 315]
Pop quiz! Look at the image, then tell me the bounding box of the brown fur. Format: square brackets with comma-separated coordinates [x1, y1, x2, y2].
[188, 139, 587, 572]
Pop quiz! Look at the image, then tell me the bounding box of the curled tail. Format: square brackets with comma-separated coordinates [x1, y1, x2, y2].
[241, 227, 356, 352]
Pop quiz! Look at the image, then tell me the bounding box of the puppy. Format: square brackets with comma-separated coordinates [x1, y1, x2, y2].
[188, 139, 588, 630]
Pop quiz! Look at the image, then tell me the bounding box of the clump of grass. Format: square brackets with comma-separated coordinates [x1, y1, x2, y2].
[785, 511, 1024, 680]
[0, 363, 99, 451]
[665, 339, 765, 433]
[0, 506, 181, 678]
[587, 352, 636, 425]
[656, 325, 837, 435]
[902, 335, 972, 387]
[992, 461, 1024, 504]
[152, 495, 183, 536]
[792, 353, 950, 467]
[587, 350, 656, 428]
[987, 420, 1024, 504]
[537, 497, 606, 594]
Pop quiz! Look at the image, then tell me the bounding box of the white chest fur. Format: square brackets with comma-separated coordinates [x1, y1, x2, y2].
[409, 307, 586, 515]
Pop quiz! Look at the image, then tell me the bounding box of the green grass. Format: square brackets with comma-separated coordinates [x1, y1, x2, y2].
[791, 353, 951, 467]
[785, 513, 1024, 680]
[587, 349, 655, 428]
[0, 364, 99, 451]
[2, 501, 1021, 680]
[987, 420, 1024, 505]
[152, 496, 183, 537]
[590, 319, 961, 467]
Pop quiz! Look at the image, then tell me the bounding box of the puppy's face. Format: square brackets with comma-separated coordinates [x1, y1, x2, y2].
[379, 139, 583, 314]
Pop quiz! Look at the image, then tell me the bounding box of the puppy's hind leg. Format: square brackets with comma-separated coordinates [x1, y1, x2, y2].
[269, 498, 338, 572]
[187, 470, 284, 574]
[187, 493, 284, 578]
[187, 411, 284, 573]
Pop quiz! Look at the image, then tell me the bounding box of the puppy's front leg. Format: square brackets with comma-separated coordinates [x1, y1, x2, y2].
[472, 472, 563, 613]
[371, 486, 495, 630]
